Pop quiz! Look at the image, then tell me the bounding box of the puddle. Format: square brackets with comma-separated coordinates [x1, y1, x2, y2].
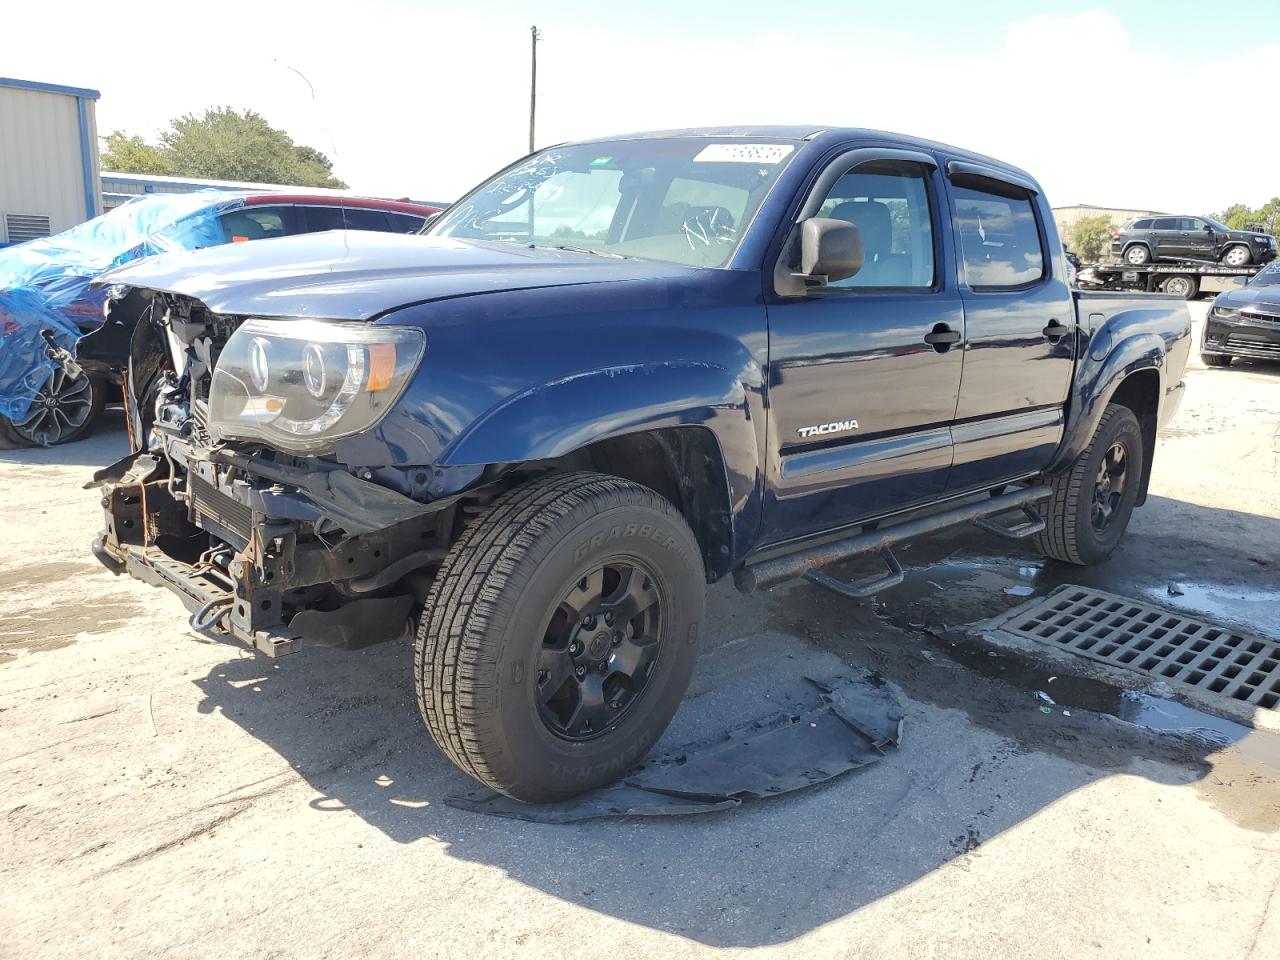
[915, 625, 1279, 767]
[1117, 690, 1249, 747]
[1150, 582, 1280, 641]
[869, 555, 1052, 630]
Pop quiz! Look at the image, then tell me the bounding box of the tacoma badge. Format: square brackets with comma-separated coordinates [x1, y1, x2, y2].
[797, 419, 859, 438]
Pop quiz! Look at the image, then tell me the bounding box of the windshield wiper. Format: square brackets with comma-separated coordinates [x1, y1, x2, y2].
[549, 243, 632, 260]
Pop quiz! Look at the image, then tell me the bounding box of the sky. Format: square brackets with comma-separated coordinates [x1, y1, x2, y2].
[5, 0, 1278, 213]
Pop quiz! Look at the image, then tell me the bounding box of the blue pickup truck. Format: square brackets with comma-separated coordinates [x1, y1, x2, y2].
[92, 127, 1190, 802]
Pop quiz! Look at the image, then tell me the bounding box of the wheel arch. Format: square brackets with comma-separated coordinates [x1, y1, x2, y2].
[1106, 368, 1160, 505]
[438, 361, 764, 581]
[1050, 330, 1167, 504]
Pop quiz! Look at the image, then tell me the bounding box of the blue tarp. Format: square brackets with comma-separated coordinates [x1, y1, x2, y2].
[0, 191, 246, 420]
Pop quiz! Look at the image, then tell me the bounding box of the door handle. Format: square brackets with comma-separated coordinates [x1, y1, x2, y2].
[1043, 320, 1071, 341]
[923, 324, 961, 351]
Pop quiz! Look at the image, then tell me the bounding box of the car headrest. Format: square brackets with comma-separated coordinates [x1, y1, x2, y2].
[828, 200, 892, 260]
[221, 212, 269, 242]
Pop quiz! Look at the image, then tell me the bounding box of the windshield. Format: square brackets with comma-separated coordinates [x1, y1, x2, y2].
[1248, 261, 1280, 287]
[429, 138, 799, 268]
[1204, 217, 1231, 232]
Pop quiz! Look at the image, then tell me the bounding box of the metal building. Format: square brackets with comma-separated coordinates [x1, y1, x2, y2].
[0, 77, 102, 247]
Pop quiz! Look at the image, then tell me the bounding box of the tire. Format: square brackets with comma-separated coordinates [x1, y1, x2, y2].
[1221, 245, 1252, 267]
[1124, 244, 1151, 265]
[416, 471, 705, 802]
[1201, 352, 1232, 367]
[1034, 404, 1144, 566]
[1161, 274, 1198, 299]
[8, 369, 106, 446]
[0, 415, 30, 450]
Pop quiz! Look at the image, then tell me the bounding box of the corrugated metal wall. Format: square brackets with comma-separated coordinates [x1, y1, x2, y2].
[0, 85, 101, 242]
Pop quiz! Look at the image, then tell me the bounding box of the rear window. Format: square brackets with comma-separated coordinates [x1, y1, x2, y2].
[952, 178, 1046, 289]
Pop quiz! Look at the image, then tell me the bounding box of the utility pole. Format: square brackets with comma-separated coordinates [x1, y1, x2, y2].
[529, 25, 541, 154]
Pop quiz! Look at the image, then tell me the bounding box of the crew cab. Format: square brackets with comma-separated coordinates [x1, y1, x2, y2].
[1110, 215, 1276, 267]
[90, 127, 1190, 803]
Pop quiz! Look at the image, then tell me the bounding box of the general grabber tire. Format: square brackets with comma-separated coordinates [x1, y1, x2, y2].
[1033, 403, 1144, 566]
[416, 471, 705, 803]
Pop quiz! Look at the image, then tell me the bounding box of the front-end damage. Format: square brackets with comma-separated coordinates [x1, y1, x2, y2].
[92, 289, 454, 656]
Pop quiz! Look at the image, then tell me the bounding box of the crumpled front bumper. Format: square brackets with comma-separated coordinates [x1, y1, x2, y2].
[93, 449, 443, 656]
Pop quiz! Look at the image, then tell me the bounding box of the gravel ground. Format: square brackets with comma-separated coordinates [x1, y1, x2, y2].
[3, 301, 1278, 959]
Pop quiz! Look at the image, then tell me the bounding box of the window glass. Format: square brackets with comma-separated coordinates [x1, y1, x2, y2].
[386, 211, 427, 233]
[219, 207, 288, 243]
[1180, 218, 1204, 231]
[302, 206, 392, 233]
[432, 138, 798, 268]
[952, 179, 1045, 288]
[1133, 219, 1152, 229]
[813, 160, 935, 288]
[1152, 217, 1177, 230]
[1249, 261, 1280, 287]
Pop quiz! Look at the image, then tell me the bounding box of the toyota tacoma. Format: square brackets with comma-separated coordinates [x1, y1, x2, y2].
[91, 127, 1191, 802]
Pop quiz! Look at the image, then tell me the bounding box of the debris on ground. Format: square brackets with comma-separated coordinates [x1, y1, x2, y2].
[446, 671, 905, 822]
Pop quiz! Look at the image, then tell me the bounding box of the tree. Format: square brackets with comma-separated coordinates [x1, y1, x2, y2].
[1067, 214, 1113, 262]
[99, 108, 347, 189]
[100, 131, 171, 174]
[1213, 198, 1280, 235]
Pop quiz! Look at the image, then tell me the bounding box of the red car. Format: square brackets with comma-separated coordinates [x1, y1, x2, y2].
[215, 194, 442, 244]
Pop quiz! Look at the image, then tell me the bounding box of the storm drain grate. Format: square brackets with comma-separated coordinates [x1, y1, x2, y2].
[1000, 586, 1280, 710]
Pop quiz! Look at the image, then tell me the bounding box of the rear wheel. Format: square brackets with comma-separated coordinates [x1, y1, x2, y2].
[1034, 404, 1144, 566]
[8, 368, 105, 446]
[1221, 245, 1252, 267]
[416, 471, 705, 802]
[1201, 352, 1232, 367]
[1161, 274, 1198, 299]
[1124, 244, 1151, 265]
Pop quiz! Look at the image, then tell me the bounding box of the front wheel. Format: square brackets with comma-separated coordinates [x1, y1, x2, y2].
[416, 471, 705, 802]
[1221, 245, 1252, 267]
[1033, 404, 1144, 566]
[8, 368, 106, 446]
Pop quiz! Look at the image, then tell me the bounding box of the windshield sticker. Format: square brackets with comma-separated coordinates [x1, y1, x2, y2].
[694, 143, 795, 164]
[589, 155, 613, 167]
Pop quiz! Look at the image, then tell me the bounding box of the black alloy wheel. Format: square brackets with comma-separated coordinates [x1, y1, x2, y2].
[536, 561, 664, 741]
[1091, 441, 1129, 532]
[10, 367, 103, 446]
[416, 471, 705, 803]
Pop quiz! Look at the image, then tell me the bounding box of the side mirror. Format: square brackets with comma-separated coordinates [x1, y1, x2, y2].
[797, 217, 863, 284]
[1205, 225, 1214, 233]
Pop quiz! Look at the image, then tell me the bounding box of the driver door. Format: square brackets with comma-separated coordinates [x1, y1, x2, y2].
[761, 152, 963, 545]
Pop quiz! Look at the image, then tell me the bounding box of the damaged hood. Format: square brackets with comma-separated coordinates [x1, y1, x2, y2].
[97, 230, 700, 320]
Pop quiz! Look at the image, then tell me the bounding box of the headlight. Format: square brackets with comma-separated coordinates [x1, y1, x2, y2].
[208, 318, 425, 453]
[1210, 307, 1240, 322]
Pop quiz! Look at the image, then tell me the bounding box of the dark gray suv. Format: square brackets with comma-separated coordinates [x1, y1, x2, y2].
[1110, 216, 1276, 267]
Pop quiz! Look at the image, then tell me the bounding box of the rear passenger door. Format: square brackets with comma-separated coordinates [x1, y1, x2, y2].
[944, 163, 1076, 493]
[1149, 217, 1179, 260]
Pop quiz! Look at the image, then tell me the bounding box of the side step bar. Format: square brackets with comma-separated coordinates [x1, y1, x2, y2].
[734, 485, 1052, 596]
